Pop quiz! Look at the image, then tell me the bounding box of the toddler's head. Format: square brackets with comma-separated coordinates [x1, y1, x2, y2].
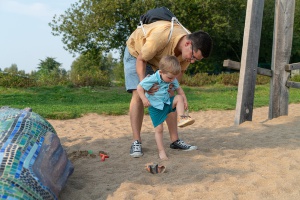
[159, 55, 181, 76]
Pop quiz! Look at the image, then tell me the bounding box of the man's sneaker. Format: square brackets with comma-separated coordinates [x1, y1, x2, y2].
[178, 115, 195, 128]
[170, 139, 197, 151]
[130, 140, 143, 158]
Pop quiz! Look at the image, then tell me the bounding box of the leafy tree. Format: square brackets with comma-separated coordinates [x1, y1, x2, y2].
[18, 70, 26, 76]
[256, 0, 300, 67]
[49, 0, 300, 74]
[49, 0, 246, 55]
[50, 0, 152, 56]
[38, 57, 62, 72]
[70, 52, 116, 86]
[36, 57, 69, 86]
[3, 64, 26, 75]
[4, 64, 18, 74]
[291, 0, 300, 63]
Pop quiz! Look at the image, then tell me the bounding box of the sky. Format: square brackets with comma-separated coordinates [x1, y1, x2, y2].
[0, 0, 80, 73]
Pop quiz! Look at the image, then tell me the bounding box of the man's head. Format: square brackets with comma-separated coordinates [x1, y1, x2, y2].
[188, 30, 213, 58]
[183, 30, 213, 63]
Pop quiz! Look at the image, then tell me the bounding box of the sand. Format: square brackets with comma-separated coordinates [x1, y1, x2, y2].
[49, 104, 300, 200]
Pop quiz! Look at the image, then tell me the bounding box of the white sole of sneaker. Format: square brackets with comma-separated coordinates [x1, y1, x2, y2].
[130, 153, 143, 158]
[183, 145, 198, 151]
[178, 119, 195, 128]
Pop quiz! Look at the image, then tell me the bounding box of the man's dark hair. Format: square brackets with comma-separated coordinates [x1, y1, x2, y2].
[187, 31, 213, 58]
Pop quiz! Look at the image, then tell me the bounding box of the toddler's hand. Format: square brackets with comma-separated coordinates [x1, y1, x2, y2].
[142, 99, 151, 107]
[184, 101, 188, 110]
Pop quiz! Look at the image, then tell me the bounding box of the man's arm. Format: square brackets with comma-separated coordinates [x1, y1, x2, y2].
[136, 54, 147, 82]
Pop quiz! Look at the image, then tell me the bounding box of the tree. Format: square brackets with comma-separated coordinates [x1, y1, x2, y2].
[70, 52, 115, 86]
[4, 64, 18, 74]
[49, 0, 156, 56]
[38, 57, 62, 72]
[36, 57, 68, 86]
[291, 0, 300, 63]
[50, 0, 246, 55]
[49, 0, 300, 74]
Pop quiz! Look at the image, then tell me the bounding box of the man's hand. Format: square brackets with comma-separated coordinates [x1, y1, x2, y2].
[147, 83, 159, 95]
[168, 83, 175, 97]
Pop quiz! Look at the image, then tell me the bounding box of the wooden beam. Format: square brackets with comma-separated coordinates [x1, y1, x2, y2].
[285, 62, 300, 71]
[269, 0, 295, 119]
[234, 0, 264, 125]
[223, 59, 272, 77]
[286, 81, 300, 88]
[223, 60, 240, 71]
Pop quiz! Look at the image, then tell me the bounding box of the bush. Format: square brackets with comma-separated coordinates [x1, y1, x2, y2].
[291, 74, 300, 82]
[181, 73, 217, 86]
[256, 75, 270, 85]
[0, 73, 36, 87]
[182, 73, 270, 87]
[35, 71, 71, 86]
[112, 62, 125, 86]
[0, 70, 272, 88]
[70, 69, 111, 87]
[217, 73, 240, 86]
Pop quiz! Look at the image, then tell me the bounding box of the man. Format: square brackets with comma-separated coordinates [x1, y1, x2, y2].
[124, 20, 213, 158]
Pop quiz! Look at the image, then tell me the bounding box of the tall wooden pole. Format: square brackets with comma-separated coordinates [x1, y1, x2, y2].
[269, 0, 295, 119]
[234, 0, 264, 125]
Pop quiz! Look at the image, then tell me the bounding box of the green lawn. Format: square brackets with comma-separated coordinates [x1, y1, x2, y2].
[1, 84, 299, 119]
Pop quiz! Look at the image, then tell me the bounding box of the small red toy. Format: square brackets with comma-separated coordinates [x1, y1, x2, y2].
[99, 151, 109, 161]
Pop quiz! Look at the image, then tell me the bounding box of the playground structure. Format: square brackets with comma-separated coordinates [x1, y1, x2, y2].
[223, 0, 298, 125]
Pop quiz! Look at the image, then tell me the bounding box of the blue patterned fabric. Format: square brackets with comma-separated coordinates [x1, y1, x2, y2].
[0, 107, 73, 200]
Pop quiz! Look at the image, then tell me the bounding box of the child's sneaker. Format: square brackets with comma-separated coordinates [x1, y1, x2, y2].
[178, 115, 195, 127]
[178, 110, 195, 128]
[130, 140, 143, 158]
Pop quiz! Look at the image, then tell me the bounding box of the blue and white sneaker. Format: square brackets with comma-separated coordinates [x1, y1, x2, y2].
[170, 139, 197, 151]
[130, 140, 143, 157]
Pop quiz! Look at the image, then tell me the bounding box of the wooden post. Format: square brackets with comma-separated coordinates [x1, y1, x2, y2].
[269, 0, 295, 119]
[234, 0, 264, 125]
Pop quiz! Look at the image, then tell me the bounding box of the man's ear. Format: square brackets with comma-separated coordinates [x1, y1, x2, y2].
[185, 40, 192, 46]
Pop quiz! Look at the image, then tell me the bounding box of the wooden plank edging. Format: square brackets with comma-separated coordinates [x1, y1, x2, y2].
[285, 62, 300, 71]
[286, 81, 300, 88]
[223, 59, 272, 77]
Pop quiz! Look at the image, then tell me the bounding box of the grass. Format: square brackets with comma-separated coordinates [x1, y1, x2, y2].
[0, 86, 131, 119]
[1, 84, 300, 119]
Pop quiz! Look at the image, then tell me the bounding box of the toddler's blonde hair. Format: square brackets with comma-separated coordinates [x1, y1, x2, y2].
[159, 55, 181, 75]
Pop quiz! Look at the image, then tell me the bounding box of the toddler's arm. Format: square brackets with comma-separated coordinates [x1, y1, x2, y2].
[176, 87, 188, 110]
[137, 84, 151, 107]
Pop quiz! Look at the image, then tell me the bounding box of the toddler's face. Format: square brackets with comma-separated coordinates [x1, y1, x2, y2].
[160, 71, 177, 83]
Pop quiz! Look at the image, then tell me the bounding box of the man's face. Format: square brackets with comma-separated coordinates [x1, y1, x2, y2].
[184, 43, 203, 63]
